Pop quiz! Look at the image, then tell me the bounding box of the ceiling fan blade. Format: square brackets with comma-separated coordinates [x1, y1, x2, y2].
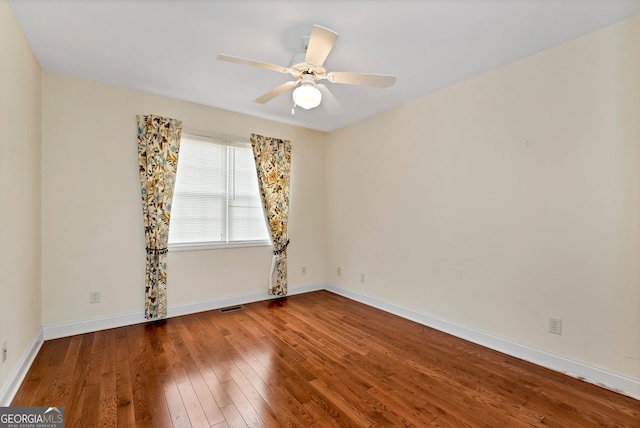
[326, 72, 396, 88]
[217, 54, 290, 73]
[254, 80, 299, 104]
[305, 25, 339, 67]
[317, 84, 342, 115]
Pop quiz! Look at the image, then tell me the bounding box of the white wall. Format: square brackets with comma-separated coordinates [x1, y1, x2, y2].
[325, 16, 640, 380]
[41, 72, 325, 325]
[0, 1, 42, 392]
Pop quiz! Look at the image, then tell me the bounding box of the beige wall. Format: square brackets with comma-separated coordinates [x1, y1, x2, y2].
[0, 1, 42, 389]
[41, 72, 325, 325]
[325, 16, 640, 379]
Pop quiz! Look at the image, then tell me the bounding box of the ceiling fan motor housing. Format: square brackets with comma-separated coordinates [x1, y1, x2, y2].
[288, 52, 306, 68]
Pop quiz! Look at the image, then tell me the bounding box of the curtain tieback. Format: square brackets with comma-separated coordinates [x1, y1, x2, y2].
[273, 240, 290, 255]
[146, 247, 169, 255]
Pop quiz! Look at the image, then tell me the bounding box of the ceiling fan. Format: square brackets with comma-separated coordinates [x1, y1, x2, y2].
[217, 25, 396, 112]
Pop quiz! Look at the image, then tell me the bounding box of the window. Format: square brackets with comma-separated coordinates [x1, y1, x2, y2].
[168, 134, 270, 250]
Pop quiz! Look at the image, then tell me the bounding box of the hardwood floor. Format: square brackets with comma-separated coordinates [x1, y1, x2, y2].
[12, 290, 639, 427]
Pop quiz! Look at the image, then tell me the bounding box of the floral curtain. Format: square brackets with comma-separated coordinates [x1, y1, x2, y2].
[250, 133, 292, 296]
[137, 115, 183, 319]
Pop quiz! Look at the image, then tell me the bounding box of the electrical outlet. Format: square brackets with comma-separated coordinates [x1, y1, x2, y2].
[549, 317, 562, 335]
[2, 340, 7, 363]
[337, 267, 341, 276]
[90, 290, 101, 304]
[301, 266, 307, 275]
[360, 273, 366, 283]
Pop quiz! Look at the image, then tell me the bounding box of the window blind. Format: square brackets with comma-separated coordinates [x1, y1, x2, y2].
[169, 135, 270, 247]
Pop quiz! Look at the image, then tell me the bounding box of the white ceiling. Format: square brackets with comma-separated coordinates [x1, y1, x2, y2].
[10, 0, 640, 132]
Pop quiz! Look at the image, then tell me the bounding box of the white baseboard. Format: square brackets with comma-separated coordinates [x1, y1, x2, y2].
[43, 310, 144, 340]
[324, 282, 640, 400]
[43, 282, 325, 340]
[19, 281, 640, 403]
[0, 329, 43, 407]
[167, 281, 324, 318]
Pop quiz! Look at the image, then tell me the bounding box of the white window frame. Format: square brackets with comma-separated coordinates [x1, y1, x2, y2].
[168, 132, 271, 252]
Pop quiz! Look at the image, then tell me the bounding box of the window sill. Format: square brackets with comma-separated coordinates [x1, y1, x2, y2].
[168, 240, 272, 252]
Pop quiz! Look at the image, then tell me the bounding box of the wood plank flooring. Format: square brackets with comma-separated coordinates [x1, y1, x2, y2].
[12, 290, 640, 427]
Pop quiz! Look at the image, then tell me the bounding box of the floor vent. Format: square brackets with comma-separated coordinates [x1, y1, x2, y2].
[219, 305, 243, 313]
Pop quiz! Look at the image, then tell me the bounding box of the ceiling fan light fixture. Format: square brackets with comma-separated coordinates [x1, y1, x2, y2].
[292, 76, 322, 109]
